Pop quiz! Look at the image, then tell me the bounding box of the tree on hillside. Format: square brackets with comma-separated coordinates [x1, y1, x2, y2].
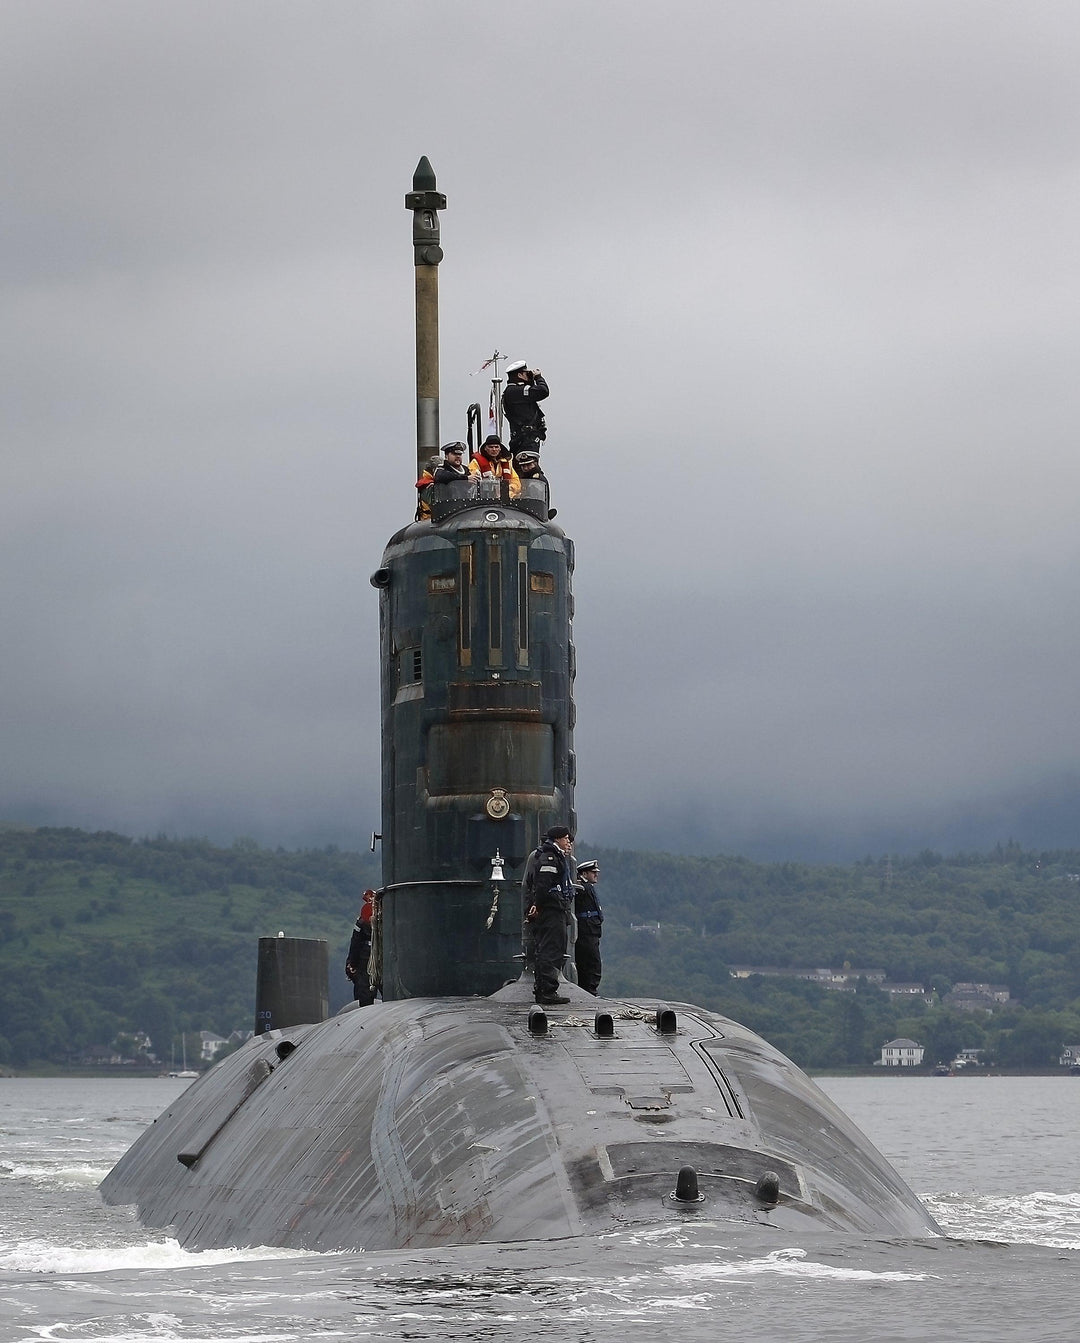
[993, 1011, 1071, 1068]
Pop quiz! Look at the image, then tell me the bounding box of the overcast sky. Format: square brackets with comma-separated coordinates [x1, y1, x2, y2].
[3, 1, 1080, 861]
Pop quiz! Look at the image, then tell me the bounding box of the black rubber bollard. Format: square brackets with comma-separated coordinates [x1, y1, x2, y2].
[672, 1165, 702, 1202]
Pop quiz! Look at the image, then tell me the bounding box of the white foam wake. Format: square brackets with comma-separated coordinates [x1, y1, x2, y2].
[0, 1238, 327, 1274]
[665, 1247, 930, 1282]
[927, 1189, 1080, 1247]
[0, 1161, 113, 1189]
[28, 1317, 330, 1343]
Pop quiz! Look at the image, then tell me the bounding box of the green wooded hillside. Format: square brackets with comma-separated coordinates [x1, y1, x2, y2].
[593, 842, 1080, 1068]
[1, 826, 1078, 1070]
[0, 827, 379, 1070]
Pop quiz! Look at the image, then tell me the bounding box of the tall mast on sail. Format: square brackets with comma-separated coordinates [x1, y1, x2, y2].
[405, 156, 446, 478]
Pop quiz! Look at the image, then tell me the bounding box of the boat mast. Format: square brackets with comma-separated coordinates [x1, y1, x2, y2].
[485, 349, 506, 441]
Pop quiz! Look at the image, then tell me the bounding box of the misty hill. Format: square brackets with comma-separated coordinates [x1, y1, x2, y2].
[1, 827, 1078, 1071]
[0, 827, 379, 1071]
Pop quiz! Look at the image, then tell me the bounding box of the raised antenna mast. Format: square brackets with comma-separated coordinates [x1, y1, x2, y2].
[483, 348, 505, 440]
[405, 156, 446, 478]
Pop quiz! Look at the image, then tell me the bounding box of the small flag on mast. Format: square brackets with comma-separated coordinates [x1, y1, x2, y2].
[471, 349, 502, 376]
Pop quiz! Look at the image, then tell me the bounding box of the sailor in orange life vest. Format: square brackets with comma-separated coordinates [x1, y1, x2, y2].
[414, 454, 441, 521]
[345, 891, 377, 1006]
[469, 434, 519, 491]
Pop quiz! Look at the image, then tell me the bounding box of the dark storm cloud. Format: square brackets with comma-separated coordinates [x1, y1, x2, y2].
[3, 0, 1080, 857]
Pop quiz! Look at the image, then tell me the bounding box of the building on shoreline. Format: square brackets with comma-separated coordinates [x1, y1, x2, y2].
[876, 1038, 925, 1067]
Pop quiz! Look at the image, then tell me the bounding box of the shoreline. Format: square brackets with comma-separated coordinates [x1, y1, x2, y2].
[810, 1066, 1073, 1078]
[2, 1066, 1075, 1080]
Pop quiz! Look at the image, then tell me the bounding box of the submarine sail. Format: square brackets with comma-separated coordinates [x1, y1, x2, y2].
[100, 160, 941, 1250]
[375, 157, 575, 998]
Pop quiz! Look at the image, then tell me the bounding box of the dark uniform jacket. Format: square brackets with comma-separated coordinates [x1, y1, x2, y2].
[502, 375, 549, 443]
[574, 881, 603, 939]
[432, 462, 469, 482]
[525, 839, 575, 911]
[346, 919, 371, 977]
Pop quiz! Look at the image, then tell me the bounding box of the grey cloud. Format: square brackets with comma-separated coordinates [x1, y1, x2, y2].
[3, 1, 1080, 858]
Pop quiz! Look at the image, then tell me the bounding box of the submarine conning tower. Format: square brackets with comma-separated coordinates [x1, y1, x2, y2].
[370, 159, 576, 1001]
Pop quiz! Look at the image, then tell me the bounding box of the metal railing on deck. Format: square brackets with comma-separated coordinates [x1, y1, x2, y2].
[425, 476, 551, 523]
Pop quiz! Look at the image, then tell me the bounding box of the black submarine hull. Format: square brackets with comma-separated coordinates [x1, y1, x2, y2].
[101, 979, 939, 1249]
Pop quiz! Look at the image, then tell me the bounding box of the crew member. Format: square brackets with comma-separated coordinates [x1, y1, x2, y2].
[345, 891, 377, 1007]
[513, 449, 546, 484]
[520, 846, 539, 972]
[414, 454, 441, 521]
[573, 860, 604, 995]
[433, 441, 469, 482]
[469, 434, 518, 490]
[502, 360, 548, 460]
[525, 826, 575, 1005]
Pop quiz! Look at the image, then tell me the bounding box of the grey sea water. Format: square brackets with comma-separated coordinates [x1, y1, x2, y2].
[0, 1074, 1077, 1342]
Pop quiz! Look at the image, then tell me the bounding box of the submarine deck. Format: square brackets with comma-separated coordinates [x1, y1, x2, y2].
[101, 978, 939, 1251]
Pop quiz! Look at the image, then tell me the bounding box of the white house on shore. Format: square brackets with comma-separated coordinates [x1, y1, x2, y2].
[876, 1037, 925, 1067]
[199, 1031, 229, 1062]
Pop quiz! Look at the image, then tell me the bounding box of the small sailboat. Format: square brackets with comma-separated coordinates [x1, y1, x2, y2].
[168, 1034, 198, 1081]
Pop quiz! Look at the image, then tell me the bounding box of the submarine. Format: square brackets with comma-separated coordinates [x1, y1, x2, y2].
[100, 160, 941, 1250]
